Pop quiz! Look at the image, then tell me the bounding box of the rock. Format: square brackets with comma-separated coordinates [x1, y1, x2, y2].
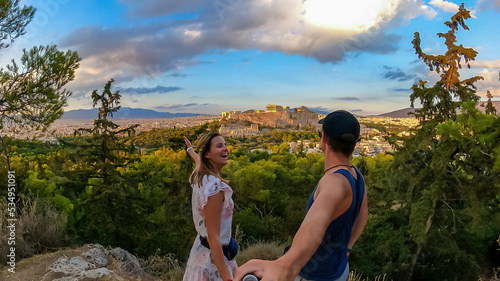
[43, 255, 113, 280]
[84, 244, 108, 268]
[109, 247, 146, 276]
[0, 244, 153, 281]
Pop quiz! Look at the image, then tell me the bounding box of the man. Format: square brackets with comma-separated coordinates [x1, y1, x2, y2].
[235, 110, 369, 281]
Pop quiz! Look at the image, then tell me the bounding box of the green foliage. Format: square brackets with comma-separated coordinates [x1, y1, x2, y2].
[379, 5, 500, 280]
[133, 123, 209, 150]
[229, 152, 323, 243]
[485, 91, 497, 115]
[361, 121, 411, 135]
[0, 44, 80, 172]
[0, 45, 81, 132]
[0, 0, 35, 48]
[0, 196, 67, 265]
[60, 79, 143, 250]
[410, 3, 481, 123]
[1, 10, 496, 276]
[235, 241, 286, 265]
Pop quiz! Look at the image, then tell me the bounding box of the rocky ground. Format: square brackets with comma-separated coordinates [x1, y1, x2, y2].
[0, 244, 153, 281]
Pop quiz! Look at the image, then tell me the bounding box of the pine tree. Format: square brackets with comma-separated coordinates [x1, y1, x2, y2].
[1, 2, 80, 170]
[63, 79, 139, 247]
[0, 0, 35, 48]
[410, 3, 482, 123]
[485, 90, 497, 115]
[390, 4, 500, 280]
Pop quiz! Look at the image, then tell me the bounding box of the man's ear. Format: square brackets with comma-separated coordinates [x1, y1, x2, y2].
[321, 134, 329, 145]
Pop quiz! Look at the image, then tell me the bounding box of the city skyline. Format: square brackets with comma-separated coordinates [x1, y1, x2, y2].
[1, 0, 499, 116]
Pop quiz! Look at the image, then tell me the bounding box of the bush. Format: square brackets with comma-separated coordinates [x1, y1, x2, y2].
[139, 250, 185, 281]
[0, 196, 67, 266]
[236, 241, 286, 265]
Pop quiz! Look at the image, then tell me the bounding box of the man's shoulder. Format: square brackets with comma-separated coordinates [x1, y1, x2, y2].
[317, 172, 352, 198]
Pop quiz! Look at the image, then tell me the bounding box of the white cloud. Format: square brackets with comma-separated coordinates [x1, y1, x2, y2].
[60, 0, 435, 92]
[475, 69, 500, 97]
[429, 0, 459, 13]
[476, 0, 500, 12]
[471, 59, 500, 69]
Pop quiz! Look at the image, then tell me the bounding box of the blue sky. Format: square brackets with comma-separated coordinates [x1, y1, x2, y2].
[1, 0, 499, 116]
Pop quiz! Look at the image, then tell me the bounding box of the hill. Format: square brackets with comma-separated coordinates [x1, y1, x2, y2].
[378, 101, 500, 118]
[62, 107, 201, 120]
[377, 107, 416, 118]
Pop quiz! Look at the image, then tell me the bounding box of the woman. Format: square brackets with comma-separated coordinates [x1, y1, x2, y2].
[183, 133, 237, 281]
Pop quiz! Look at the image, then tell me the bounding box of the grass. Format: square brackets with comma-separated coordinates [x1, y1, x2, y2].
[140, 240, 392, 281]
[0, 196, 67, 266]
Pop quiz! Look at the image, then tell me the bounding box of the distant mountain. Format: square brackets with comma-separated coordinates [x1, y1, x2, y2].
[377, 101, 500, 118]
[62, 107, 202, 120]
[308, 108, 331, 115]
[377, 108, 416, 118]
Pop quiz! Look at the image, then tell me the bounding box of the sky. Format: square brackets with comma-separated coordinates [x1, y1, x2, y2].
[1, 0, 499, 116]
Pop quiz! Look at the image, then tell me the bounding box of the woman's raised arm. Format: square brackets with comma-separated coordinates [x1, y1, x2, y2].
[184, 136, 200, 168]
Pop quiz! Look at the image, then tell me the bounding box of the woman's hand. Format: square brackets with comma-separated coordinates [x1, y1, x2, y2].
[184, 136, 200, 168]
[184, 136, 193, 149]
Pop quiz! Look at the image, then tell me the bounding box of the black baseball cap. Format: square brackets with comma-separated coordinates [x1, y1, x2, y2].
[318, 110, 360, 143]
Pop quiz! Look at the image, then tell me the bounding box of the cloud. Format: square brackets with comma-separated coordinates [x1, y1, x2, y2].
[118, 86, 182, 94]
[335, 97, 361, 101]
[475, 69, 500, 97]
[308, 106, 330, 111]
[167, 72, 187, 78]
[429, 0, 459, 13]
[476, 0, 500, 12]
[382, 66, 417, 81]
[60, 0, 435, 90]
[389, 87, 412, 92]
[118, 0, 205, 18]
[471, 59, 500, 69]
[155, 103, 211, 111]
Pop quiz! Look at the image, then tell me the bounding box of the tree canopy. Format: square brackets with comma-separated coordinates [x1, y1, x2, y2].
[0, 0, 35, 49]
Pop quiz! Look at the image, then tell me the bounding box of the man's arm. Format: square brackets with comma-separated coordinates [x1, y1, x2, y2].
[347, 185, 368, 253]
[234, 174, 352, 281]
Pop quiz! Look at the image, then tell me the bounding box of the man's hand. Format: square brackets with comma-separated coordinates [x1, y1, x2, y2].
[234, 259, 296, 281]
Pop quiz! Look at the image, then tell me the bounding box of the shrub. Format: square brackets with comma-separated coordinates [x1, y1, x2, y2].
[236, 241, 286, 265]
[0, 196, 67, 266]
[139, 250, 185, 281]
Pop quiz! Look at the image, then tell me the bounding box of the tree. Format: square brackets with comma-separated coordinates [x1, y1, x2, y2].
[1, 2, 80, 171]
[485, 90, 497, 115]
[0, 0, 35, 49]
[0, 45, 81, 170]
[63, 79, 139, 247]
[410, 3, 482, 123]
[391, 4, 500, 280]
[1, 45, 81, 132]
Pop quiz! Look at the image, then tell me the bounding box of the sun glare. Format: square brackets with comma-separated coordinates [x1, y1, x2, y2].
[304, 0, 389, 31]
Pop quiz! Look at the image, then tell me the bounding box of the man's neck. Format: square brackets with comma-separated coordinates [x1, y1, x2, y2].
[323, 149, 351, 172]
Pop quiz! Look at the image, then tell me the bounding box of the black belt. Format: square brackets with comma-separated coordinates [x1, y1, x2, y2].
[199, 236, 238, 260]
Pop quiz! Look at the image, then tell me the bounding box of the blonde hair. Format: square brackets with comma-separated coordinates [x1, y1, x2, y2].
[189, 133, 228, 186]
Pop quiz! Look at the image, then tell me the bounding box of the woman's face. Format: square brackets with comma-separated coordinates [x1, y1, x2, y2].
[205, 136, 229, 170]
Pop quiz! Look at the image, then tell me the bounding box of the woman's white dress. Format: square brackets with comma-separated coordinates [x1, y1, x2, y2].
[183, 175, 237, 281]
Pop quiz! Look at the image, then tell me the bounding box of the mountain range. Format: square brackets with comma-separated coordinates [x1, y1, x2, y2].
[63, 102, 499, 120]
[374, 101, 500, 118]
[62, 107, 202, 120]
